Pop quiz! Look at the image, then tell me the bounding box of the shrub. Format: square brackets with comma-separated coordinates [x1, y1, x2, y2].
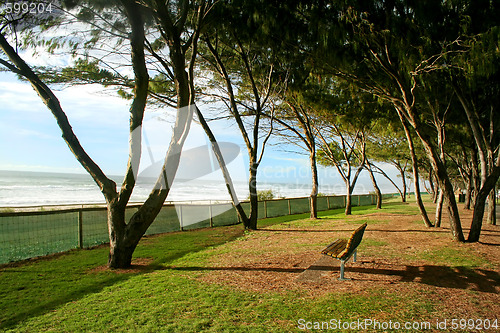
[248, 189, 275, 201]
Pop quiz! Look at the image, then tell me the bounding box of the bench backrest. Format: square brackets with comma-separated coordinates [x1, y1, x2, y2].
[337, 222, 367, 259]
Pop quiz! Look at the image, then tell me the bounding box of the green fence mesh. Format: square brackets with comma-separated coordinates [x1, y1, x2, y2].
[328, 195, 346, 209]
[82, 209, 108, 248]
[265, 200, 290, 217]
[0, 194, 378, 264]
[0, 211, 78, 263]
[317, 197, 329, 211]
[145, 205, 180, 235]
[290, 198, 310, 215]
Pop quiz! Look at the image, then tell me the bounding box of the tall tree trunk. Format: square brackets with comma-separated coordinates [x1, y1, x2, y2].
[309, 150, 319, 219]
[247, 160, 259, 230]
[107, 203, 134, 268]
[399, 117, 433, 227]
[372, 163, 404, 202]
[419, 137, 464, 240]
[402, 175, 408, 203]
[487, 187, 497, 225]
[470, 151, 480, 208]
[435, 189, 444, 227]
[367, 162, 382, 209]
[464, 175, 473, 210]
[429, 171, 439, 203]
[194, 106, 250, 226]
[468, 166, 500, 241]
[467, 169, 500, 241]
[345, 184, 352, 215]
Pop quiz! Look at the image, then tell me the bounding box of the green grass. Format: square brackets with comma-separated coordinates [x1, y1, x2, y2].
[0, 200, 494, 332]
[415, 246, 490, 269]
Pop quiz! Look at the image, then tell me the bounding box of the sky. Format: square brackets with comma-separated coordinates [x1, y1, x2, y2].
[0, 69, 405, 195]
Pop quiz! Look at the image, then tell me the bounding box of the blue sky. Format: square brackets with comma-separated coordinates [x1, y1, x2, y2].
[0, 70, 404, 195]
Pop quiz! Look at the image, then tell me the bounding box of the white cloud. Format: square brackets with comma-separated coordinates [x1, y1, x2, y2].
[0, 163, 85, 174]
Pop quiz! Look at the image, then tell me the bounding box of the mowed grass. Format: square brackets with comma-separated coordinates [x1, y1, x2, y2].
[0, 201, 497, 332]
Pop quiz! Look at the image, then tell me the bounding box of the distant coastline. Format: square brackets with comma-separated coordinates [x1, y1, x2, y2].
[0, 169, 384, 208]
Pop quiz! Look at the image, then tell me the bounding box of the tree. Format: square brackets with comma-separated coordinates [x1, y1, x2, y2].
[198, 0, 295, 229]
[0, 0, 214, 268]
[312, 1, 470, 238]
[270, 84, 321, 218]
[366, 120, 411, 203]
[450, 23, 500, 236]
[314, 83, 371, 215]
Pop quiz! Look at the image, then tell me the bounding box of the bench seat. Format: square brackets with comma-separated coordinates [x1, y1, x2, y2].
[321, 223, 367, 280]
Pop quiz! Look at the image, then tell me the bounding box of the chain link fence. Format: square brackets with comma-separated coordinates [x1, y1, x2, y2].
[0, 194, 393, 264]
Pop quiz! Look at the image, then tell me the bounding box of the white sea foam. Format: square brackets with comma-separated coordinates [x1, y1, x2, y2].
[0, 170, 385, 207]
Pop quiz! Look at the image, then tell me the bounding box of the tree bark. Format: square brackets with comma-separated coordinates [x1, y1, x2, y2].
[374, 164, 404, 202]
[399, 116, 433, 227]
[247, 160, 259, 229]
[194, 105, 250, 226]
[419, 137, 464, 240]
[367, 162, 382, 209]
[435, 189, 444, 227]
[464, 174, 473, 210]
[429, 171, 439, 204]
[468, 168, 500, 241]
[487, 187, 496, 225]
[345, 188, 352, 215]
[309, 149, 319, 218]
[417, 130, 464, 240]
[393, 163, 408, 202]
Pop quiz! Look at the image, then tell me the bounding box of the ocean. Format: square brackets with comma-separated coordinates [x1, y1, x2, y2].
[0, 170, 328, 207]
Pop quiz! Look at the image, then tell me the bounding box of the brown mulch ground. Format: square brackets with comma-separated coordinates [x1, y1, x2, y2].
[193, 203, 500, 319]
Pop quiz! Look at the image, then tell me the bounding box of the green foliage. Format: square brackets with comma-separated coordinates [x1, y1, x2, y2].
[248, 189, 275, 201]
[38, 58, 120, 85]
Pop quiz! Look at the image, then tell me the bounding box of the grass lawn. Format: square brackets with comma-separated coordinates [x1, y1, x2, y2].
[0, 200, 499, 332]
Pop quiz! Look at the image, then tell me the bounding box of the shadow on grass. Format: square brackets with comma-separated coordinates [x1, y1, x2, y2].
[349, 264, 500, 293]
[258, 228, 451, 234]
[0, 273, 130, 329]
[165, 263, 500, 293]
[0, 227, 244, 330]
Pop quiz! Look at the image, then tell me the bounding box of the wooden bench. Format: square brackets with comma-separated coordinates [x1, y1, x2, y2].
[321, 223, 367, 280]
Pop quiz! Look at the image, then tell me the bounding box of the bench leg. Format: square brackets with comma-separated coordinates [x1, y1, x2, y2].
[338, 260, 351, 281]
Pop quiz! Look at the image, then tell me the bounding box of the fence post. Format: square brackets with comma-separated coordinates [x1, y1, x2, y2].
[78, 209, 83, 249]
[358, 195, 361, 206]
[209, 203, 213, 227]
[179, 205, 184, 231]
[288, 199, 291, 215]
[327, 196, 330, 210]
[264, 200, 268, 218]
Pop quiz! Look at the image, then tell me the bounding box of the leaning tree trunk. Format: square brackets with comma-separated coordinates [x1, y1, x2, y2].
[429, 172, 439, 204]
[400, 118, 433, 227]
[421, 140, 464, 241]
[194, 105, 250, 226]
[367, 163, 382, 209]
[435, 189, 444, 228]
[468, 186, 490, 242]
[468, 167, 500, 241]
